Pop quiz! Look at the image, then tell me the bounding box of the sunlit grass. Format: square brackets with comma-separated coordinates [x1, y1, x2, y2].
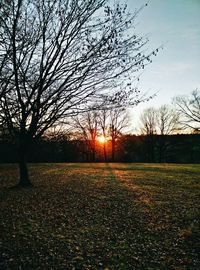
[0, 163, 200, 269]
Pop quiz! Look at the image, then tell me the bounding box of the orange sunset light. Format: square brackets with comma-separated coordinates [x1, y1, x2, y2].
[97, 136, 107, 144]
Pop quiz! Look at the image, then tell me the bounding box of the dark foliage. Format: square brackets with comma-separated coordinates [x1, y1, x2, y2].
[1, 134, 200, 163]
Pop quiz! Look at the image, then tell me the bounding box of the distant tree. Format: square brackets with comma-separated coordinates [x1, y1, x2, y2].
[140, 105, 179, 135]
[109, 108, 129, 161]
[156, 105, 179, 162]
[140, 105, 179, 162]
[71, 111, 98, 161]
[43, 126, 72, 162]
[71, 107, 129, 161]
[140, 107, 157, 162]
[44, 126, 71, 143]
[0, 0, 158, 186]
[156, 105, 179, 135]
[97, 109, 109, 162]
[140, 107, 157, 135]
[173, 89, 200, 132]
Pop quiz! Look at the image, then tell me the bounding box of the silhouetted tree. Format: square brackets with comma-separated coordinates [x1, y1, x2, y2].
[109, 108, 129, 161]
[173, 89, 200, 132]
[140, 105, 179, 162]
[140, 107, 157, 161]
[156, 105, 179, 135]
[140, 107, 157, 135]
[71, 107, 129, 161]
[0, 0, 157, 186]
[71, 111, 98, 161]
[156, 105, 179, 162]
[98, 109, 109, 162]
[43, 125, 72, 162]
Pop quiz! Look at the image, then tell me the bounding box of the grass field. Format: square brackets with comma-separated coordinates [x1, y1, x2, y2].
[0, 163, 200, 269]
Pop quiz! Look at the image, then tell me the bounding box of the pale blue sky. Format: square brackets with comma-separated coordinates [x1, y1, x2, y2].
[125, 0, 200, 130]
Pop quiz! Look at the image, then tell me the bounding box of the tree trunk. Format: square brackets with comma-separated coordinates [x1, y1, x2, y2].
[112, 139, 115, 162]
[102, 129, 107, 162]
[17, 143, 32, 187]
[103, 143, 107, 162]
[92, 140, 96, 162]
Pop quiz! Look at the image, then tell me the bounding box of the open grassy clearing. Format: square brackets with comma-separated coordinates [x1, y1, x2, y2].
[0, 163, 200, 269]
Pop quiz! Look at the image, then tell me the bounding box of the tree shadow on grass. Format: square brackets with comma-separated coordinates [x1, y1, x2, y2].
[0, 163, 200, 269]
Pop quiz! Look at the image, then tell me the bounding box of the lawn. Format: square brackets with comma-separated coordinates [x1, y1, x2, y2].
[0, 163, 200, 269]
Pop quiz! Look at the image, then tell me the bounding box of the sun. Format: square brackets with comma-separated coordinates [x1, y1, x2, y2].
[97, 135, 107, 144]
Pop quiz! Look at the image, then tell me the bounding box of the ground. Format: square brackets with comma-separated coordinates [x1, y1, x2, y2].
[0, 163, 200, 269]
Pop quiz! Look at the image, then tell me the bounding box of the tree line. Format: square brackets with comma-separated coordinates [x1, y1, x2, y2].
[1, 133, 200, 164]
[1, 89, 200, 165]
[1, 88, 200, 164]
[140, 89, 200, 135]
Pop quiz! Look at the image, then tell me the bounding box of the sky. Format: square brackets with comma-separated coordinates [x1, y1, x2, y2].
[124, 0, 200, 131]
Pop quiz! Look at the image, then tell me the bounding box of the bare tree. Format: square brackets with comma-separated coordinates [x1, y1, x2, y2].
[140, 105, 179, 135]
[44, 125, 71, 142]
[140, 107, 157, 162]
[140, 107, 157, 135]
[157, 105, 179, 135]
[173, 89, 200, 132]
[0, 0, 157, 186]
[71, 111, 98, 161]
[156, 105, 179, 162]
[109, 108, 129, 161]
[71, 107, 129, 161]
[140, 106, 179, 162]
[97, 109, 109, 161]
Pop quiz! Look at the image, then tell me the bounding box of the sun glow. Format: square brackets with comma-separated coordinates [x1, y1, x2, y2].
[97, 136, 107, 144]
